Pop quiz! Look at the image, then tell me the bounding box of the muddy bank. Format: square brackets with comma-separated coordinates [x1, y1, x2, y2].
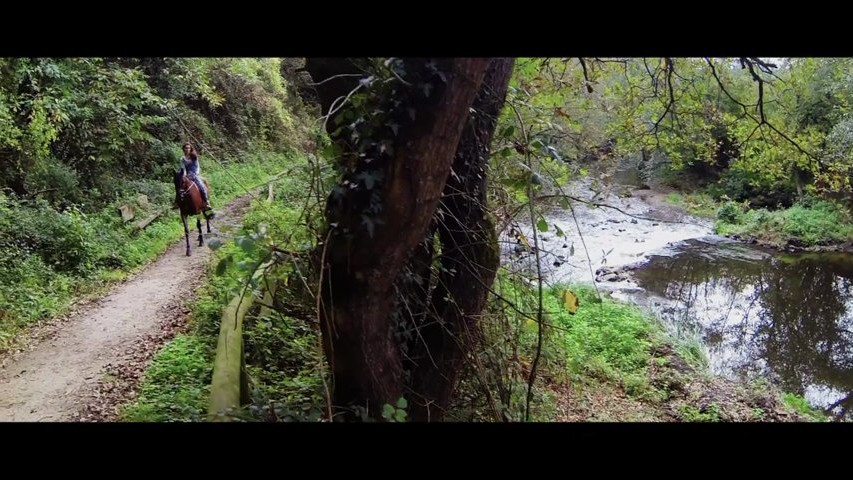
[554, 342, 812, 422]
[722, 232, 853, 254]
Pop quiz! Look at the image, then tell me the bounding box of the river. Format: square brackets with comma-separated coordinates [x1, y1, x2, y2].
[501, 171, 853, 419]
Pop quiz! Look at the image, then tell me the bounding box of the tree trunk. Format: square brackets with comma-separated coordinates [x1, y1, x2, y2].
[408, 58, 515, 421]
[306, 58, 492, 419]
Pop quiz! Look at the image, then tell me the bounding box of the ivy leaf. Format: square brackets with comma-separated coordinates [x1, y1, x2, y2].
[382, 404, 395, 420]
[356, 171, 383, 190]
[238, 237, 255, 252]
[379, 141, 394, 157]
[559, 197, 570, 209]
[546, 145, 562, 161]
[215, 255, 231, 276]
[537, 217, 548, 232]
[555, 224, 565, 237]
[362, 215, 376, 238]
[323, 143, 339, 159]
[396, 397, 408, 409]
[502, 125, 516, 138]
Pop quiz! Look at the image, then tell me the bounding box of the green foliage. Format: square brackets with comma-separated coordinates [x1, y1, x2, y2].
[243, 306, 326, 422]
[543, 285, 657, 393]
[717, 200, 747, 224]
[0, 56, 318, 352]
[2, 198, 100, 274]
[500, 58, 853, 227]
[381, 397, 409, 422]
[716, 199, 853, 246]
[781, 393, 827, 421]
[0, 58, 311, 207]
[679, 403, 722, 422]
[493, 277, 663, 402]
[121, 335, 212, 422]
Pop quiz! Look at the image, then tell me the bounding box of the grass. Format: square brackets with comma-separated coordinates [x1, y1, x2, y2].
[542, 284, 660, 396]
[781, 393, 827, 421]
[242, 306, 327, 422]
[121, 334, 211, 422]
[0, 150, 295, 353]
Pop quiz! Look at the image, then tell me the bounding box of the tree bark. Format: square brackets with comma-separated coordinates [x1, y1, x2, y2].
[408, 58, 514, 421]
[306, 58, 492, 419]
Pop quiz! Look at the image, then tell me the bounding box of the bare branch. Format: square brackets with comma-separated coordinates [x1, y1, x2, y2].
[578, 58, 594, 93]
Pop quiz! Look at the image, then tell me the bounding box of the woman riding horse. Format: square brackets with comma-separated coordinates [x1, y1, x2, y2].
[174, 141, 215, 256]
[178, 142, 214, 214]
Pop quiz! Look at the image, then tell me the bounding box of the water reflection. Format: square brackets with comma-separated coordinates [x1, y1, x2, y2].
[631, 238, 853, 418]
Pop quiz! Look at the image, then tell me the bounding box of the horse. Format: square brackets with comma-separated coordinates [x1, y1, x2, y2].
[174, 168, 213, 256]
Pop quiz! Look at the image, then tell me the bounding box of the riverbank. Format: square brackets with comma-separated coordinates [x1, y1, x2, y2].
[664, 192, 853, 253]
[542, 286, 820, 422]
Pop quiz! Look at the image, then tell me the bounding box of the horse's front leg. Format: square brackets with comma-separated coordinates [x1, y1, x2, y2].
[182, 214, 191, 256]
[206, 214, 211, 234]
[197, 217, 204, 247]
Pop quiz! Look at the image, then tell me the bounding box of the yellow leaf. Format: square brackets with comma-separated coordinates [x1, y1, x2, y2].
[516, 231, 530, 250]
[562, 289, 579, 315]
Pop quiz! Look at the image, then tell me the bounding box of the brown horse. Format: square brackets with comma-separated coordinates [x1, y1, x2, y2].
[174, 168, 213, 256]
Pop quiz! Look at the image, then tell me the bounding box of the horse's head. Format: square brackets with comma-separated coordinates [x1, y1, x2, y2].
[174, 168, 189, 192]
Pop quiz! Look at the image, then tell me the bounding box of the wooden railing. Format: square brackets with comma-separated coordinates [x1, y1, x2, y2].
[207, 178, 281, 421]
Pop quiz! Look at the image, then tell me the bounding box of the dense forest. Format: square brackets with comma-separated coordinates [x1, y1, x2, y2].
[2, 57, 852, 422]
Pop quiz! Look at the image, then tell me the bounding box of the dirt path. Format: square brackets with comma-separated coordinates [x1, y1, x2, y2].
[0, 195, 253, 421]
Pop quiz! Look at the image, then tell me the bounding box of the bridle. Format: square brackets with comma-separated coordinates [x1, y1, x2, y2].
[177, 171, 198, 201]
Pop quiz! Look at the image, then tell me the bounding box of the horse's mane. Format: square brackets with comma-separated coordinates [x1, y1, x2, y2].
[174, 168, 186, 190]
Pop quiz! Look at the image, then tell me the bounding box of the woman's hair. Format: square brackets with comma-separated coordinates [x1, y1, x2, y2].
[183, 142, 198, 161]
